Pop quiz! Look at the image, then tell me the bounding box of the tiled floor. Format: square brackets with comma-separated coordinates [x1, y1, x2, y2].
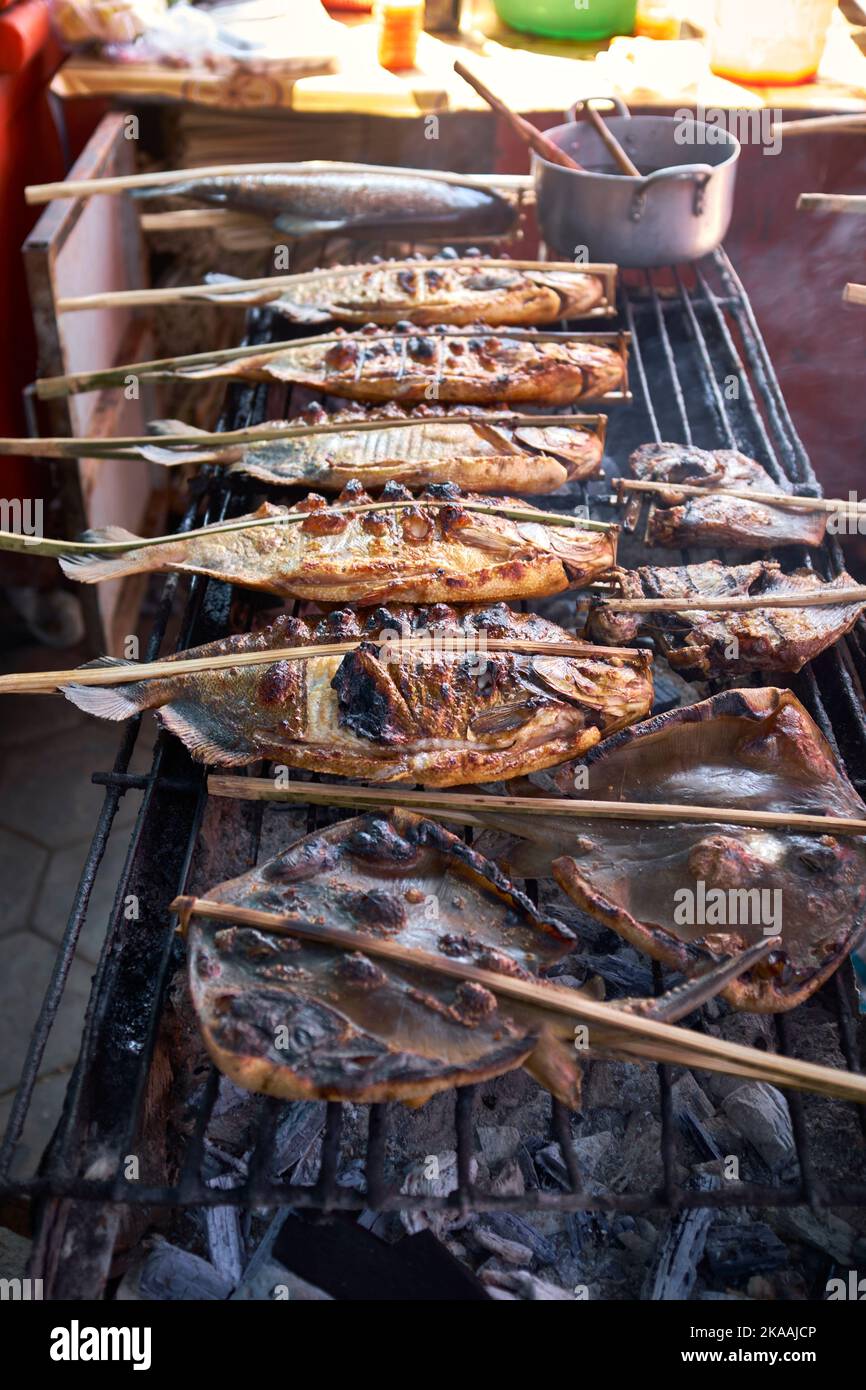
[0, 641, 154, 1176]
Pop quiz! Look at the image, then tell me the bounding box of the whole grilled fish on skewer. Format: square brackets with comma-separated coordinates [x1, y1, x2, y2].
[61, 604, 653, 786]
[146, 403, 606, 494]
[478, 689, 866, 1013]
[184, 809, 776, 1106]
[589, 560, 866, 676]
[56, 481, 619, 605]
[625, 442, 826, 549]
[130, 168, 518, 241]
[37, 326, 629, 406]
[191, 259, 613, 327]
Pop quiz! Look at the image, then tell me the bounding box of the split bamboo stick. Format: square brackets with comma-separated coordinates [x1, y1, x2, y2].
[171, 892, 866, 1106]
[599, 587, 866, 614]
[206, 776, 866, 840]
[614, 477, 860, 516]
[0, 636, 644, 696]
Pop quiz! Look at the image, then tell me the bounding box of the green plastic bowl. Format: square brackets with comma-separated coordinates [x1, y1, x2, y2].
[493, 0, 637, 41]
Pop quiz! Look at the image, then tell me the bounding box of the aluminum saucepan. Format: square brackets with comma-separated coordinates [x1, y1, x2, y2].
[533, 97, 740, 268]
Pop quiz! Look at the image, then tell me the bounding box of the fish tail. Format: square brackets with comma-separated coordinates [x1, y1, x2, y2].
[61, 657, 148, 721]
[59, 527, 153, 584]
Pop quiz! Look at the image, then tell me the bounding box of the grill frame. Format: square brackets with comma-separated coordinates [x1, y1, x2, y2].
[4, 247, 866, 1296]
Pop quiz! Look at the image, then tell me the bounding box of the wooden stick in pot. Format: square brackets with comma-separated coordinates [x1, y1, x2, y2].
[580, 100, 642, 178]
[453, 61, 583, 172]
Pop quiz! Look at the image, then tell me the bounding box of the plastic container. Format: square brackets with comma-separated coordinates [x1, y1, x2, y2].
[492, 0, 637, 42]
[375, 0, 423, 70]
[710, 0, 838, 86]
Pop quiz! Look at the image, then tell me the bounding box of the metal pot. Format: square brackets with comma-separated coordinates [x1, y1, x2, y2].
[533, 98, 740, 268]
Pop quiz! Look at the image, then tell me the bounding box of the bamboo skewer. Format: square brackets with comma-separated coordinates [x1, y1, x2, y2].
[0, 636, 643, 696]
[26, 161, 533, 205]
[206, 776, 866, 840]
[599, 586, 866, 614]
[0, 497, 615, 562]
[453, 62, 582, 172]
[170, 892, 866, 1106]
[844, 283, 866, 307]
[56, 258, 617, 314]
[582, 102, 642, 178]
[797, 193, 866, 215]
[35, 328, 629, 400]
[771, 113, 866, 138]
[0, 413, 606, 459]
[613, 477, 860, 516]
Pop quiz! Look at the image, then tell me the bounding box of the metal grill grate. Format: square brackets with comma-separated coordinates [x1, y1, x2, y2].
[3, 250, 865, 1290]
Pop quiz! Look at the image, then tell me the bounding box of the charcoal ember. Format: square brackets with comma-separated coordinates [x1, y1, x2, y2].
[489, 1157, 525, 1198]
[479, 1213, 557, 1265]
[566, 950, 656, 998]
[768, 1207, 866, 1267]
[476, 1125, 521, 1169]
[582, 1060, 661, 1116]
[470, 1225, 535, 1266]
[117, 1236, 234, 1301]
[480, 1267, 578, 1300]
[645, 1174, 718, 1300]
[704, 1220, 788, 1280]
[721, 1084, 796, 1176]
[399, 1151, 477, 1237]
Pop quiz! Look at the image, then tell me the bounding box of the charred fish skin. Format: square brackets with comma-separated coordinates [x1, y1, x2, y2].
[59, 480, 619, 606]
[61, 602, 653, 786]
[628, 442, 826, 550]
[187, 809, 587, 1107]
[136, 171, 517, 241]
[183, 326, 627, 407]
[274, 262, 606, 327]
[231, 402, 604, 494]
[589, 560, 866, 676]
[544, 688, 866, 1012]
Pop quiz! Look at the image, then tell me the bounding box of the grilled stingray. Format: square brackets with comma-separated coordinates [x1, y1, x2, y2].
[135, 168, 517, 241]
[185, 810, 771, 1106]
[240, 261, 608, 326]
[62, 604, 653, 786]
[629, 443, 826, 550]
[589, 560, 866, 676]
[147, 403, 605, 494]
[59, 481, 619, 605]
[176, 326, 627, 406]
[483, 689, 866, 1012]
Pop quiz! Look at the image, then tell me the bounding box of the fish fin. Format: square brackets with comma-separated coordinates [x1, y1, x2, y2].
[59, 528, 149, 583]
[616, 937, 780, 1023]
[274, 214, 346, 238]
[61, 655, 143, 720]
[159, 704, 255, 767]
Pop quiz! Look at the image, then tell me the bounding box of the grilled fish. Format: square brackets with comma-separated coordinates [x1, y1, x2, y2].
[186, 810, 767, 1105]
[629, 443, 826, 550]
[480, 689, 866, 1012]
[148, 403, 605, 494]
[178, 326, 627, 406]
[62, 604, 654, 785]
[59, 481, 619, 605]
[589, 560, 866, 676]
[135, 168, 517, 241]
[255, 261, 608, 326]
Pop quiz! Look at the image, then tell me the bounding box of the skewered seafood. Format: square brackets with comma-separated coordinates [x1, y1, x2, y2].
[147, 403, 606, 494]
[628, 443, 826, 549]
[58, 481, 619, 605]
[61, 604, 653, 786]
[38, 328, 627, 405]
[486, 689, 866, 1012]
[221, 260, 611, 326]
[589, 560, 866, 676]
[134, 168, 518, 241]
[177, 328, 627, 406]
[185, 810, 768, 1106]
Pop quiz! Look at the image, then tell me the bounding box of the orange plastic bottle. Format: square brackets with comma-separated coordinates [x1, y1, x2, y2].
[375, 0, 424, 72]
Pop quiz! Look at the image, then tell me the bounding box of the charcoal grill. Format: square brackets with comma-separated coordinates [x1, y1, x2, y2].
[3, 244, 865, 1300]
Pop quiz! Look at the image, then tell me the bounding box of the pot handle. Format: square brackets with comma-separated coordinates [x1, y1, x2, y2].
[630, 164, 715, 222]
[568, 95, 631, 124]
